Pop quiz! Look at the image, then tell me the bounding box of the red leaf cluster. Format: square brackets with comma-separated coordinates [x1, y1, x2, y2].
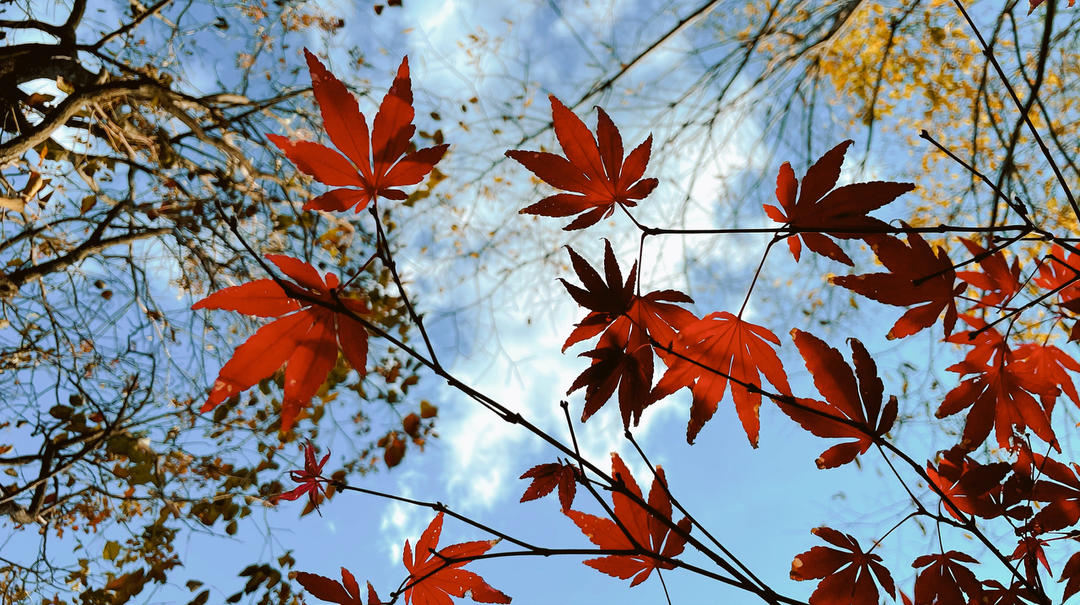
[938, 316, 1060, 452]
[561, 241, 695, 429]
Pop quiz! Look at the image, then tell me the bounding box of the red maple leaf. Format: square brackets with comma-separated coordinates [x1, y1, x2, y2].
[780, 330, 897, 469]
[831, 229, 962, 339]
[1010, 536, 1051, 586]
[937, 316, 1060, 452]
[506, 98, 658, 230]
[1034, 244, 1080, 313]
[568, 331, 654, 429]
[763, 140, 914, 266]
[1014, 343, 1080, 407]
[980, 579, 1042, 605]
[652, 312, 790, 445]
[790, 526, 896, 605]
[925, 446, 1020, 521]
[518, 462, 576, 511]
[277, 441, 331, 513]
[268, 50, 448, 213]
[911, 551, 982, 605]
[559, 242, 695, 429]
[1059, 550, 1080, 602]
[192, 255, 369, 431]
[956, 238, 1022, 309]
[296, 567, 380, 605]
[560, 241, 694, 351]
[564, 453, 691, 587]
[402, 512, 511, 605]
[1020, 450, 1080, 534]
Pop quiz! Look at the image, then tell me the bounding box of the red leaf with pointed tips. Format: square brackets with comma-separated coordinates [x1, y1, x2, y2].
[925, 446, 1015, 521]
[763, 140, 914, 265]
[790, 526, 895, 605]
[519, 462, 576, 511]
[402, 512, 511, 605]
[560, 242, 695, 429]
[652, 312, 790, 445]
[937, 316, 1059, 452]
[1060, 551, 1080, 602]
[911, 551, 982, 605]
[780, 330, 897, 469]
[1035, 244, 1080, 313]
[956, 238, 1022, 309]
[506, 99, 658, 230]
[192, 255, 369, 432]
[296, 567, 366, 605]
[831, 230, 962, 339]
[565, 453, 691, 587]
[271, 51, 448, 213]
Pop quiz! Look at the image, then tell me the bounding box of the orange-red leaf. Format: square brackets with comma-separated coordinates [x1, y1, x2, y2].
[402, 513, 511, 605]
[192, 255, 369, 432]
[652, 312, 790, 445]
[565, 453, 691, 587]
[937, 317, 1059, 452]
[273, 51, 448, 213]
[507, 99, 658, 230]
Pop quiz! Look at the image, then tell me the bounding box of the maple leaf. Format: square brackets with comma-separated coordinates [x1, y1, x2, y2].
[1059, 551, 1080, 602]
[1034, 244, 1080, 313]
[269, 50, 448, 213]
[790, 526, 896, 605]
[192, 254, 369, 432]
[277, 441, 331, 513]
[652, 312, 790, 445]
[1010, 536, 1052, 587]
[402, 512, 511, 605]
[519, 462, 576, 511]
[831, 230, 962, 339]
[1013, 343, 1080, 407]
[1021, 451, 1080, 534]
[937, 316, 1060, 452]
[956, 238, 1022, 309]
[763, 140, 914, 265]
[296, 567, 380, 605]
[567, 331, 654, 429]
[911, 550, 982, 605]
[925, 446, 1020, 521]
[980, 579, 1042, 605]
[564, 453, 691, 587]
[506, 98, 658, 230]
[780, 330, 897, 469]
